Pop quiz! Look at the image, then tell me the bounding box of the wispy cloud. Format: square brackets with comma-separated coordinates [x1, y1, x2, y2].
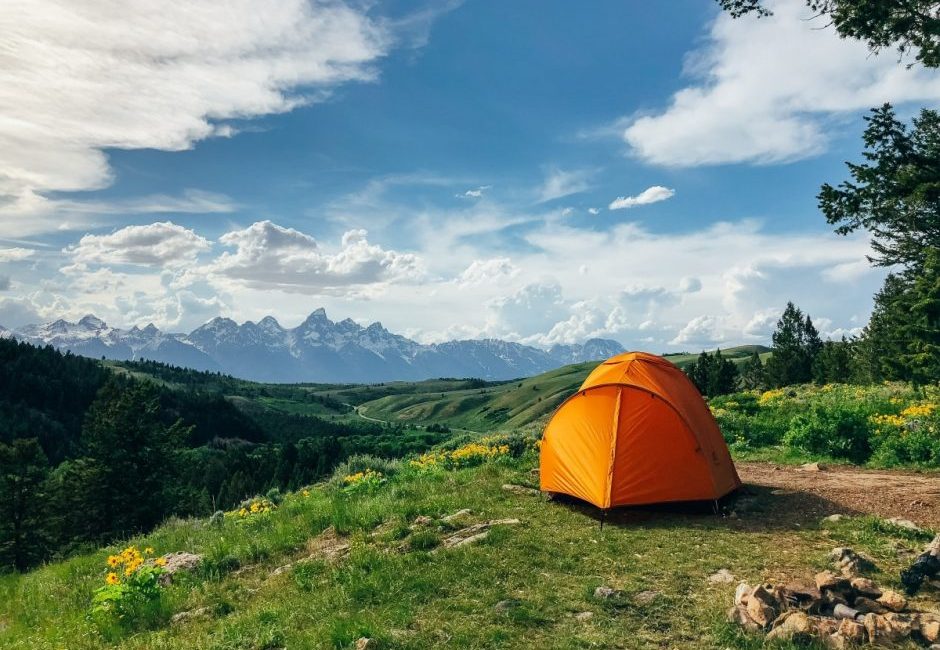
[455, 185, 491, 199]
[536, 168, 593, 203]
[608, 186, 675, 210]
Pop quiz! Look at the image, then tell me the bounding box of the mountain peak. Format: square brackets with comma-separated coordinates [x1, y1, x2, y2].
[259, 315, 282, 329]
[301, 308, 331, 327]
[78, 314, 106, 329]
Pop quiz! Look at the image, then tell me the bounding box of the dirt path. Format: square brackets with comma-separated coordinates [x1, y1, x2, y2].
[737, 461, 940, 527]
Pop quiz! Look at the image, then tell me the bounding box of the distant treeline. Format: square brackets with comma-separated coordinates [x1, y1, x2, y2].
[0, 339, 445, 572]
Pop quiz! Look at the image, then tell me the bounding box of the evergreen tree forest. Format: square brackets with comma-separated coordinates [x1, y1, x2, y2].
[0, 338, 445, 571]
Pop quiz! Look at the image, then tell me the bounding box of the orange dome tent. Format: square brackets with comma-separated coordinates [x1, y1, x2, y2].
[540, 352, 741, 509]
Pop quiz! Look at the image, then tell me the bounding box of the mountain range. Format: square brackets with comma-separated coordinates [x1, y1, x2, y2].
[0, 309, 625, 383]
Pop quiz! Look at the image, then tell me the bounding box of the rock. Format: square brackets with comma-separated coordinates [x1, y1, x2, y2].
[411, 515, 433, 527]
[800, 462, 827, 472]
[746, 586, 777, 628]
[158, 552, 203, 585]
[439, 518, 521, 550]
[921, 618, 940, 643]
[727, 605, 762, 633]
[501, 483, 539, 496]
[830, 547, 875, 576]
[849, 577, 881, 598]
[306, 526, 350, 561]
[876, 589, 907, 612]
[734, 582, 751, 606]
[816, 570, 850, 592]
[171, 606, 210, 624]
[836, 618, 866, 643]
[863, 613, 904, 645]
[574, 611, 593, 622]
[594, 586, 623, 600]
[441, 509, 471, 522]
[766, 611, 813, 642]
[270, 563, 293, 577]
[823, 514, 845, 523]
[494, 599, 521, 612]
[355, 638, 379, 650]
[887, 517, 924, 533]
[707, 569, 735, 584]
[853, 596, 888, 614]
[882, 612, 914, 637]
[633, 590, 661, 605]
[813, 617, 840, 636]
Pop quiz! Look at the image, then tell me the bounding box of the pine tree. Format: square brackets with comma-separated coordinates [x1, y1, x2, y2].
[813, 338, 853, 384]
[765, 302, 808, 387]
[740, 349, 766, 390]
[0, 439, 51, 571]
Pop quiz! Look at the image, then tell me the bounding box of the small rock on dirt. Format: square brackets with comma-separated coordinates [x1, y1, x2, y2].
[799, 462, 827, 472]
[411, 515, 432, 527]
[356, 638, 379, 650]
[708, 568, 735, 584]
[823, 514, 845, 523]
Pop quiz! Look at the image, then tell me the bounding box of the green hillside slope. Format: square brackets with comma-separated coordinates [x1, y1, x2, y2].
[1, 446, 932, 650]
[357, 346, 770, 432]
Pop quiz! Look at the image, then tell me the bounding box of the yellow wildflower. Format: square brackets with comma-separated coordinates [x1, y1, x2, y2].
[144, 547, 154, 555]
[105, 572, 120, 586]
[106, 555, 121, 568]
[154, 557, 167, 567]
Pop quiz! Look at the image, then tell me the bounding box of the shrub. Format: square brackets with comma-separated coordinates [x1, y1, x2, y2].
[783, 404, 872, 463]
[329, 454, 401, 486]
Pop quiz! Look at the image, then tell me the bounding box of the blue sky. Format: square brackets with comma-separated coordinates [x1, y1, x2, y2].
[1, 0, 938, 350]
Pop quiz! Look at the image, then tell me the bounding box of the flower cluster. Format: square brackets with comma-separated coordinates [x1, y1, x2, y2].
[870, 413, 906, 428]
[901, 403, 936, 419]
[91, 546, 166, 630]
[104, 546, 164, 585]
[410, 440, 510, 471]
[342, 468, 386, 493]
[758, 388, 786, 405]
[226, 496, 277, 520]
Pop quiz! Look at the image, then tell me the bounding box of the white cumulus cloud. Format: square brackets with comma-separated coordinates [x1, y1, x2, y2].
[608, 186, 675, 210]
[208, 221, 423, 293]
[622, 0, 940, 166]
[65, 222, 211, 268]
[457, 258, 519, 287]
[0, 248, 36, 262]
[537, 169, 593, 203]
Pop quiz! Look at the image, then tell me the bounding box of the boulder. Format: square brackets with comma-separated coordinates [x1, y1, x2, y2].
[836, 618, 867, 644]
[854, 597, 888, 614]
[727, 605, 762, 633]
[816, 570, 850, 592]
[921, 617, 940, 643]
[766, 611, 813, 642]
[746, 586, 777, 628]
[863, 613, 904, 645]
[850, 577, 881, 598]
[876, 589, 907, 612]
[734, 582, 751, 606]
[158, 552, 203, 585]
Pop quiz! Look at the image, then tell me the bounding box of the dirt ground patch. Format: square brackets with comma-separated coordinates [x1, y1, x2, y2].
[738, 462, 940, 527]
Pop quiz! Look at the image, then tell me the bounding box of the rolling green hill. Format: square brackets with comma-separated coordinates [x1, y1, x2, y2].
[356, 346, 771, 432]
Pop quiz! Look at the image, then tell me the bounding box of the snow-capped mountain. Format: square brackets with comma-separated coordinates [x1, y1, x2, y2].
[4, 310, 625, 383]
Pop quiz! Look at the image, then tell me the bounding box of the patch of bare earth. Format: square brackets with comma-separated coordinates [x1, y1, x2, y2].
[737, 462, 940, 527]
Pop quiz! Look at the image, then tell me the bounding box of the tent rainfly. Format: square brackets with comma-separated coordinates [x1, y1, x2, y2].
[540, 351, 741, 509]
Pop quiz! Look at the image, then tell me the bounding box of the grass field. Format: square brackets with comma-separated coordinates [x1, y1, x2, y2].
[354, 346, 770, 432]
[1, 447, 936, 650]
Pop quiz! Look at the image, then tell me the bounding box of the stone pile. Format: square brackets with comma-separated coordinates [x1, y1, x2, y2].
[728, 568, 939, 647]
